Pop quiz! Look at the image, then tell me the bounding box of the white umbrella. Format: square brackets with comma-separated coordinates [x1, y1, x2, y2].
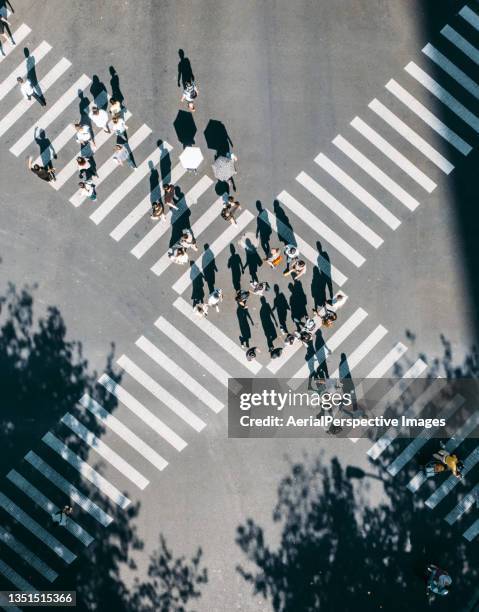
[212, 155, 236, 181]
[179, 146, 203, 170]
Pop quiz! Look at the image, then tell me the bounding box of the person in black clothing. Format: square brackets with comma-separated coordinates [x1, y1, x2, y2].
[27, 156, 55, 182]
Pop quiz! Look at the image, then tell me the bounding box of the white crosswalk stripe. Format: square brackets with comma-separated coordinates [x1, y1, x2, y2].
[25, 451, 113, 526]
[460, 4, 479, 30]
[116, 353, 207, 430]
[79, 393, 168, 472]
[259, 207, 348, 285]
[90, 141, 173, 224]
[0, 57, 71, 139]
[151, 197, 222, 277]
[407, 411, 479, 493]
[330, 325, 387, 378]
[0, 524, 58, 582]
[10, 74, 91, 156]
[297, 170, 384, 246]
[350, 116, 437, 192]
[445, 483, 479, 525]
[426, 446, 479, 509]
[6, 469, 94, 547]
[277, 190, 365, 266]
[34, 124, 72, 167]
[69, 122, 151, 205]
[110, 162, 187, 241]
[423, 43, 479, 100]
[385, 79, 472, 154]
[53, 109, 133, 190]
[267, 291, 349, 375]
[289, 308, 368, 388]
[367, 382, 442, 461]
[366, 342, 408, 377]
[368, 99, 454, 174]
[405, 61, 479, 133]
[154, 316, 242, 393]
[98, 373, 187, 451]
[0, 40, 51, 101]
[174, 296, 262, 374]
[136, 335, 224, 414]
[441, 23, 479, 65]
[314, 152, 401, 229]
[131, 175, 214, 259]
[42, 431, 131, 510]
[463, 518, 479, 542]
[0, 557, 37, 593]
[60, 412, 149, 489]
[173, 209, 254, 293]
[0, 491, 76, 563]
[333, 135, 420, 211]
[0, 23, 31, 64]
[386, 394, 464, 477]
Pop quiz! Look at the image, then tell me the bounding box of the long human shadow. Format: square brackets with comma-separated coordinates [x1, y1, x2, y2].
[90, 74, 108, 110]
[23, 47, 46, 104]
[190, 261, 205, 306]
[255, 201, 272, 257]
[259, 296, 278, 350]
[236, 305, 254, 348]
[177, 48, 195, 89]
[227, 244, 243, 291]
[0, 283, 208, 609]
[273, 199, 295, 246]
[148, 160, 160, 204]
[109, 66, 124, 104]
[288, 281, 308, 328]
[169, 185, 192, 247]
[202, 243, 218, 294]
[272, 283, 290, 333]
[243, 238, 262, 283]
[34, 128, 56, 168]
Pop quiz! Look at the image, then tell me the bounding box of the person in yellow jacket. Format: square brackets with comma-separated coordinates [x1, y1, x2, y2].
[433, 447, 464, 479]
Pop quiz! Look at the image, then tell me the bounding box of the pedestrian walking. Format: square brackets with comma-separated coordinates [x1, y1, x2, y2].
[150, 200, 165, 221]
[295, 329, 313, 346]
[27, 156, 56, 182]
[249, 281, 270, 296]
[89, 106, 110, 132]
[179, 228, 198, 251]
[208, 288, 223, 312]
[113, 143, 136, 168]
[221, 197, 241, 225]
[111, 115, 127, 136]
[246, 347, 260, 361]
[264, 247, 283, 269]
[433, 446, 464, 478]
[193, 303, 209, 318]
[283, 258, 306, 281]
[283, 244, 299, 269]
[181, 79, 198, 111]
[235, 289, 249, 309]
[285, 333, 296, 346]
[0, 15, 14, 47]
[163, 183, 179, 210]
[109, 97, 122, 119]
[270, 346, 283, 359]
[74, 122, 94, 147]
[76, 156, 91, 172]
[167, 246, 189, 265]
[17, 76, 44, 105]
[79, 180, 97, 201]
[426, 565, 451, 601]
[52, 505, 73, 527]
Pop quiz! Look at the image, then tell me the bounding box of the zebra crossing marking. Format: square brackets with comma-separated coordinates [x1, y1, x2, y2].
[463, 517, 479, 542]
[89, 141, 173, 225]
[366, 342, 408, 377]
[368, 98, 454, 174]
[0, 23, 31, 64]
[42, 431, 131, 510]
[445, 482, 479, 525]
[79, 394, 168, 472]
[0, 491, 76, 563]
[296, 170, 384, 246]
[116, 353, 207, 430]
[69, 122, 151, 206]
[277, 190, 366, 266]
[0, 56, 71, 139]
[405, 61, 479, 133]
[385, 79, 472, 154]
[0, 40, 50, 101]
[330, 325, 388, 378]
[25, 451, 113, 526]
[10, 74, 91, 156]
[333, 135, 420, 211]
[173, 296, 262, 374]
[350, 116, 437, 192]
[441, 23, 479, 66]
[0, 524, 58, 582]
[99, 373, 187, 451]
[426, 446, 479, 509]
[60, 412, 150, 489]
[0, 557, 37, 594]
[130, 174, 214, 259]
[6, 469, 94, 547]
[314, 152, 401, 228]
[423, 43, 479, 100]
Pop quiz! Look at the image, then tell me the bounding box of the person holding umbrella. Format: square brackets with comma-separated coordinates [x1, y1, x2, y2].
[179, 146, 203, 175]
[212, 153, 238, 191]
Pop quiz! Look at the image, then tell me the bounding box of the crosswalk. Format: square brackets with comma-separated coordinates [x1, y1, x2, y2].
[1, 2, 479, 595]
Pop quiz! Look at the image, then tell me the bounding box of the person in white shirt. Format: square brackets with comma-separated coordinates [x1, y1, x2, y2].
[111, 115, 127, 136]
[314, 292, 347, 328]
[179, 229, 198, 251]
[74, 122, 94, 148]
[89, 106, 110, 133]
[207, 289, 223, 312]
[193, 303, 209, 318]
[167, 246, 189, 265]
[78, 180, 97, 201]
